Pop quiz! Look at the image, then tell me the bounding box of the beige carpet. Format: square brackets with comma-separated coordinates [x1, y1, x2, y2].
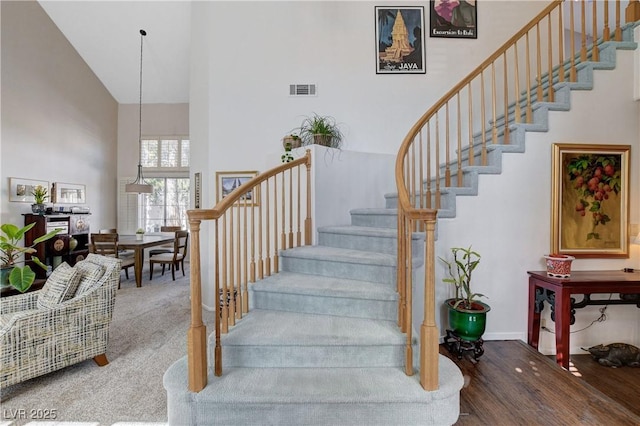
[1, 263, 206, 425]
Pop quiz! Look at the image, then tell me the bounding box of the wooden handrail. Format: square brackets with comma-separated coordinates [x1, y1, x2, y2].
[395, 0, 633, 391]
[188, 153, 311, 222]
[187, 150, 312, 392]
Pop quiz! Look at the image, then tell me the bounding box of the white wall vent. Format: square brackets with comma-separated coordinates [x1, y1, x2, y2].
[289, 84, 317, 96]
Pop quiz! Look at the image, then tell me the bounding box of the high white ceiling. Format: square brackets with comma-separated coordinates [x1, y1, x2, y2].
[38, 1, 191, 104]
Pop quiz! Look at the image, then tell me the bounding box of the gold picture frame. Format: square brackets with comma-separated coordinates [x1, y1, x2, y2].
[551, 143, 630, 258]
[216, 171, 258, 206]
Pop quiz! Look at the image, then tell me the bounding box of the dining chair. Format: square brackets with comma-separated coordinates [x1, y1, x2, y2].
[89, 233, 135, 287]
[99, 228, 133, 257]
[149, 226, 183, 258]
[149, 230, 189, 281]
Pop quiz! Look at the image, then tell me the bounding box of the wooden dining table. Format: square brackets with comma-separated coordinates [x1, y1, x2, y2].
[118, 233, 176, 287]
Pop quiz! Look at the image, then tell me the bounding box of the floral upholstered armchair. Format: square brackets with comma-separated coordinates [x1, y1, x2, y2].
[0, 254, 121, 388]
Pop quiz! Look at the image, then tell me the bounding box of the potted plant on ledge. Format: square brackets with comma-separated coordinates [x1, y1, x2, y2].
[440, 245, 490, 361]
[1, 223, 61, 292]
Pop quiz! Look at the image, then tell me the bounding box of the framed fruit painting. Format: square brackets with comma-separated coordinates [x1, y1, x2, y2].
[551, 143, 630, 258]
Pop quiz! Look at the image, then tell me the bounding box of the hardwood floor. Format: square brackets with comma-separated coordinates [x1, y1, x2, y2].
[440, 340, 640, 425]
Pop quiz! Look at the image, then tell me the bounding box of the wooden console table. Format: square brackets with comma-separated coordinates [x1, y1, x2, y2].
[527, 270, 640, 369]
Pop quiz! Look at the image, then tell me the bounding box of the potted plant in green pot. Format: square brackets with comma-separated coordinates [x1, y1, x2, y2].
[297, 113, 344, 148]
[1, 223, 61, 292]
[440, 246, 490, 343]
[31, 185, 48, 214]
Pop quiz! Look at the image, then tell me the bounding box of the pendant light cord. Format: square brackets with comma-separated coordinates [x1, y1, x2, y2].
[125, 29, 152, 194]
[138, 29, 146, 168]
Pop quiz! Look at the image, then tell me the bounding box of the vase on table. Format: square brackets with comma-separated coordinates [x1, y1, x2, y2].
[31, 204, 46, 214]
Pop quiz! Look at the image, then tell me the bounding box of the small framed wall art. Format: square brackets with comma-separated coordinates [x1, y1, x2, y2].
[551, 143, 630, 258]
[53, 182, 86, 204]
[375, 6, 426, 74]
[194, 172, 201, 209]
[216, 171, 258, 206]
[430, 0, 477, 39]
[9, 178, 49, 203]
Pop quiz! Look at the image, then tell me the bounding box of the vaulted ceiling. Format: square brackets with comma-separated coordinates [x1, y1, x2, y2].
[38, 1, 191, 104]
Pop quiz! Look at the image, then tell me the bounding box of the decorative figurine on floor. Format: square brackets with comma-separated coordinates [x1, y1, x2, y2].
[585, 343, 640, 367]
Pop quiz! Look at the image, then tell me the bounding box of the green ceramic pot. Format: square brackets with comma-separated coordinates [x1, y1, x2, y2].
[446, 298, 491, 342]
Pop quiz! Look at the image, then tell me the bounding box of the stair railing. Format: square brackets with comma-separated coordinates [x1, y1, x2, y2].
[395, 0, 639, 391]
[186, 150, 313, 392]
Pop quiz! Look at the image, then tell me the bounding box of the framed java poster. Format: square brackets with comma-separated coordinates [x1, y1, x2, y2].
[375, 6, 426, 74]
[430, 0, 477, 39]
[551, 144, 630, 258]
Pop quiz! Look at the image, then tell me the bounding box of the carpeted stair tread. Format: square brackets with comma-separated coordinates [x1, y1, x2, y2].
[280, 245, 396, 266]
[165, 355, 463, 405]
[318, 225, 423, 240]
[351, 207, 397, 215]
[222, 309, 404, 346]
[253, 271, 397, 301]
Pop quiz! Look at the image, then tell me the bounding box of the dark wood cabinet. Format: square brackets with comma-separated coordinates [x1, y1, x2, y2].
[23, 213, 91, 278]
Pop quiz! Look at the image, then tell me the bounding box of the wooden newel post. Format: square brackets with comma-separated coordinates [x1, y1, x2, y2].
[304, 150, 312, 246]
[627, 0, 640, 22]
[420, 217, 439, 391]
[187, 218, 208, 392]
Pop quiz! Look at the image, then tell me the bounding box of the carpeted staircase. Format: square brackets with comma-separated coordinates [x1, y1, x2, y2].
[164, 205, 464, 425]
[384, 25, 638, 219]
[164, 22, 638, 426]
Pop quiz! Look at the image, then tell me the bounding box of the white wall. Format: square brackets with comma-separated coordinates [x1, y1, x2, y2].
[1, 1, 117, 233]
[190, 0, 550, 309]
[117, 103, 189, 181]
[263, 144, 397, 242]
[435, 48, 640, 354]
[191, 2, 640, 353]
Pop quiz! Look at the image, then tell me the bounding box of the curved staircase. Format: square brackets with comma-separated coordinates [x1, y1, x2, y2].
[165, 4, 639, 425]
[165, 209, 463, 425]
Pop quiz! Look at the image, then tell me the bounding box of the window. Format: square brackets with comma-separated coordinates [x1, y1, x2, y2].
[138, 137, 190, 232]
[141, 138, 190, 169]
[140, 177, 190, 232]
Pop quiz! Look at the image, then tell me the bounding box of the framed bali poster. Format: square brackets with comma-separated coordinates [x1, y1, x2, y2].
[430, 0, 477, 39]
[375, 6, 426, 74]
[551, 143, 630, 258]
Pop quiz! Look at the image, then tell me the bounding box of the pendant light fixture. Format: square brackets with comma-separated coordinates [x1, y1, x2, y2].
[126, 29, 153, 194]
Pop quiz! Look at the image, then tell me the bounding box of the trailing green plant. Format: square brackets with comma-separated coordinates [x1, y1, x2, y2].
[281, 141, 294, 163]
[296, 113, 344, 148]
[439, 246, 486, 310]
[0, 223, 61, 292]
